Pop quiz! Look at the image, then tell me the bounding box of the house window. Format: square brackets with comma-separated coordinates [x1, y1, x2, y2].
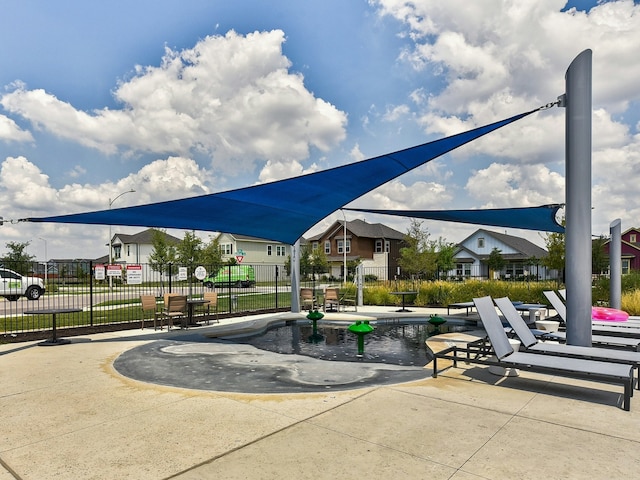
[630, 234, 637, 243]
[337, 240, 351, 254]
[312, 242, 318, 252]
[456, 263, 471, 277]
[375, 239, 383, 253]
[324, 240, 331, 254]
[276, 245, 286, 256]
[622, 259, 630, 275]
[477, 237, 485, 248]
[220, 243, 232, 255]
[127, 245, 130, 256]
[113, 245, 122, 259]
[385, 240, 390, 253]
[267, 245, 272, 256]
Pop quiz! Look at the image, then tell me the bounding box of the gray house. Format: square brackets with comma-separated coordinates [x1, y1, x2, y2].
[449, 229, 552, 280]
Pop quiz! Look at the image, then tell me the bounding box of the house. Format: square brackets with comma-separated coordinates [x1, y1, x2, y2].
[109, 229, 181, 279]
[603, 227, 640, 274]
[215, 233, 292, 284]
[307, 219, 406, 280]
[215, 233, 293, 265]
[450, 229, 551, 280]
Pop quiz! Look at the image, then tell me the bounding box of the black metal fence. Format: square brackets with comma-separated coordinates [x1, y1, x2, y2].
[1, 261, 294, 339]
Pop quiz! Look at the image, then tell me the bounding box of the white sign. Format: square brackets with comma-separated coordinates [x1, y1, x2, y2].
[126, 265, 143, 285]
[94, 264, 105, 280]
[194, 266, 207, 280]
[107, 264, 122, 277]
[178, 267, 188, 280]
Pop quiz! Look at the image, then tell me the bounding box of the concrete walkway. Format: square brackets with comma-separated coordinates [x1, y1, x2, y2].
[2, 307, 640, 479]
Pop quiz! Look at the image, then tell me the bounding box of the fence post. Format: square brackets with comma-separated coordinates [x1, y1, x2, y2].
[89, 260, 94, 326]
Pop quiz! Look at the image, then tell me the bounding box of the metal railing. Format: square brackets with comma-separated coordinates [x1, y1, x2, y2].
[1, 261, 293, 339]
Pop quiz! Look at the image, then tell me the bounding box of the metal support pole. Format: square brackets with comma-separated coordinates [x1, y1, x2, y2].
[564, 49, 592, 346]
[610, 219, 622, 309]
[291, 239, 301, 312]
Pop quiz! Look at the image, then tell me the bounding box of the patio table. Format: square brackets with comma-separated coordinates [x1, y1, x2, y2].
[391, 291, 417, 312]
[25, 307, 83, 346]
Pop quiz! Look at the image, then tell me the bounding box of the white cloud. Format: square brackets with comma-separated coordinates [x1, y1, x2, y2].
[0, 155, 215, 258]
[465, 162, 565, 207]
[371, 0, 640, 239]
[0, 113, 33, 142]
[374, 0, 640, 150]
[0, 30, 348, 175]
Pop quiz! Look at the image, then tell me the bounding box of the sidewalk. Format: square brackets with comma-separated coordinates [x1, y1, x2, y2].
[2, 307, 640, 479]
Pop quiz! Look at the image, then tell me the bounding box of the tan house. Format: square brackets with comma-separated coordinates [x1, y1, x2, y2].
[216, 233, 292, 265]
[308, 219, 406, 280]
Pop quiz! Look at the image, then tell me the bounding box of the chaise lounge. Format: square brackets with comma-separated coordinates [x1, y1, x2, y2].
[431, 296, 635, 411]
[494, 296, 640, 388]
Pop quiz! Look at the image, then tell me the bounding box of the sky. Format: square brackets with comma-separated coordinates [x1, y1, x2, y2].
[1, 0, 640, 261]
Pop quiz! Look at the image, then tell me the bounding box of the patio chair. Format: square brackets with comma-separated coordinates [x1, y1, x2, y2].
[161, 294, 187, 330]
[340, 290, 357, 311]
[323, 287, 340, 312]
[203, 291, 218, 324]
[432, 296, 634, 411]
[544, 290, 640, 338]
[300, 288, 315, 311]
[140, 295, 160, 330]
[494, 296, 640, 387]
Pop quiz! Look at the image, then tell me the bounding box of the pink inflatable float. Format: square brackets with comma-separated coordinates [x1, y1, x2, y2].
[592, 306, 629, 322]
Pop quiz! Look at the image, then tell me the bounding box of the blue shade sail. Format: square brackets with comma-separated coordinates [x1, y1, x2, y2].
[345, 204, 565, 233]
[24, 109, 537, 244]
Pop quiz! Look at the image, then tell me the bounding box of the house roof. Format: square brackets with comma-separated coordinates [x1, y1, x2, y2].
[219, 232, 295, 244]
[113, 228, 181, 245]
[458, 229, 548, 260]
[308, 218, 405, 242]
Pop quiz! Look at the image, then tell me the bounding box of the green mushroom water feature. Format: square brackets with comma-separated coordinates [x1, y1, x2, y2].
[306, 310, 325, 342]
[428, 314, 447, 332]
[348, 320, 374, 357]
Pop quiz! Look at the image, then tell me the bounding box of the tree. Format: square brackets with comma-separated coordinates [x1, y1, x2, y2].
[148, 229, 177, 282]
[542, 229, 565, 285]
[592, 235, 609, 276]
[487, 247, 505, 279]
[435, 238, 456, 279]
[1, 241, 35, 273]
[176, 231, 203, 269]
[398, 219, 437, 279]
[200, 235, 223, 273]
[285, 245, 329, 279]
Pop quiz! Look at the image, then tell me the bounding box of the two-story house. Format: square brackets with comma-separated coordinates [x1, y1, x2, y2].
[215, 233, 292, 265]
[110, 228, 182, 279]
[603, 227, 640, 274]
[307, 219, 406, 280]
[450, 229, 551, 280]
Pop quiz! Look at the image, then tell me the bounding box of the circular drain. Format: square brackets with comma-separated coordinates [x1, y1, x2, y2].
[113, 338, 430, 394]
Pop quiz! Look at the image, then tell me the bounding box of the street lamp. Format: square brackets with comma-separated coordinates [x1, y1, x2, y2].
[108, 189, 136, 264]
[108, 189, 135, 288]
[341, 209, 347, 287]
[39, 237, 47, 286]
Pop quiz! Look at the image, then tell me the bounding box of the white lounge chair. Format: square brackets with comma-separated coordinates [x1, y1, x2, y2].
[494, 297, 640, 388]
[432, 296, 634, 411]
[544, 290, 640, 337]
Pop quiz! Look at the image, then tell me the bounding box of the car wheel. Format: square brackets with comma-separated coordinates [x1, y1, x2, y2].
[234, 281, 242, 288]
[5, 295, 20, 302]
[25, 286, 42, 300]
[204, 281, 213, 289]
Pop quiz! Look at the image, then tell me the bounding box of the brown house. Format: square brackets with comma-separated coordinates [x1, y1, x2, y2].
[308, 219, 406, 280]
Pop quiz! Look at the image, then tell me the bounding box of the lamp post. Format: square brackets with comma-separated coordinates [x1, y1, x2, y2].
[341, 210, 347, 287]
[39, 237, 47, 286]
[108, 189, 135, 289]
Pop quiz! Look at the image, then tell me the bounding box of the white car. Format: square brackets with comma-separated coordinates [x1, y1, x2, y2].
[0, 268, 45, 301]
